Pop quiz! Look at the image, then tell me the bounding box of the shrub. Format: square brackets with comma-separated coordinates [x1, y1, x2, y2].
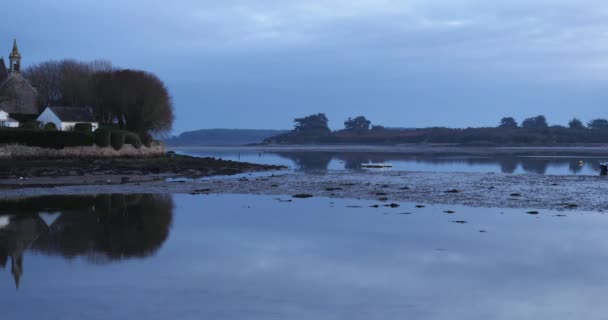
[140, 132, 153, 147]
[20, 121, 41, 129]
[43, 122, 57, 131]
[110, 130, 126, 150]
[0, 128, 93, 149]
[94, 128, 111, 147]
[124, 132, 143, 149]
[74, 123, 93, 133]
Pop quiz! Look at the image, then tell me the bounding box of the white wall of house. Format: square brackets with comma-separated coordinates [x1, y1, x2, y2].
[36, 108, 98, 131]
[0, 110, 19, 128]
[0, 121, 19, 128]
[37, 107, 61, 130]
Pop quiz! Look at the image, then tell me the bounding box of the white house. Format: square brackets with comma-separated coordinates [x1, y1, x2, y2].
[0, 108, 19, 128]
[37, 106, 99, 131]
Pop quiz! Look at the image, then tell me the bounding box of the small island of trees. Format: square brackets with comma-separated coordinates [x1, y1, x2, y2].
[265, 114, 608, 145]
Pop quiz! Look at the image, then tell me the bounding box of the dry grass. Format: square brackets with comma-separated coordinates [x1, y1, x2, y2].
[0, 142, 166, 160]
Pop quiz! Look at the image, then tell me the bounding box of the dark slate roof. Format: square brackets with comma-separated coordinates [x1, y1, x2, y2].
[49, 106, 97, 122]
[0, 58, 7, 85]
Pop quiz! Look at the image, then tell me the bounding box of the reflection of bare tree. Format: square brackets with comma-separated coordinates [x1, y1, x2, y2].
[521, 159, 549, 174]
[0, 194, 173, 289]
[498, 157, 518, 174]
[569, 161, 583, 174]
[271, 151, 604, 175]
[275, 152, 334, 172]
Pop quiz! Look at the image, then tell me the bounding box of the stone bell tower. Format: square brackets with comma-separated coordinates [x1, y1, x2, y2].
[9, 39, 21, 73]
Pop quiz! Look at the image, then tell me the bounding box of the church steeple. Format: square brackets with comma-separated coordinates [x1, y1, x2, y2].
[9, 39, 21, 73]
[11, 254, 22, 290]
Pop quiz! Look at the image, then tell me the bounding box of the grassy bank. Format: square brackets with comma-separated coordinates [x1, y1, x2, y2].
[0, 143, 166, 160]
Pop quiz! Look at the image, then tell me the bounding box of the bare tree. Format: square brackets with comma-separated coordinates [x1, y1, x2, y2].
[96, 69, 174, 134]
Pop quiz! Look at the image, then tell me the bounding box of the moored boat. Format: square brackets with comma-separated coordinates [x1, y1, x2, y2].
[361, 162, 393, 168]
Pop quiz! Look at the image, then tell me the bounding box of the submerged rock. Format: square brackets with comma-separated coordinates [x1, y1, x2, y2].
[293, 194, 314, 199]
[384, 203, 400, 208]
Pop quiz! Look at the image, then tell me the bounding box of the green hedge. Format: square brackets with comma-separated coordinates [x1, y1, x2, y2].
[74, 123, 93, 133]
[124, 132, 143, 149]
[43, 122, 57, 131]
[0, 127, 149, 150]
[94, 128, 111, 147]
[110, 130, 126, 150]
[0, 128, 94, 149]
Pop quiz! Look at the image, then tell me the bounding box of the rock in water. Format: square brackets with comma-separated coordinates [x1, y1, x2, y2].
[293, 194, 314, 199]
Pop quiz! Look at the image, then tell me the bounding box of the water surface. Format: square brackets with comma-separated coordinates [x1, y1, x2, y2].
[174, 148, 607, 175]
[1, 194, 607, 319]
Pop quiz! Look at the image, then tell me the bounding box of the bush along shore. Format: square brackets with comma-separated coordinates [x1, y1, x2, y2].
[0, 143, 165, 160]
[0, 126, 162, 160]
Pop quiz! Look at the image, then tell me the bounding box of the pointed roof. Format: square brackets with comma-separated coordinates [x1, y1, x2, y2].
[10, 39, 20, 58]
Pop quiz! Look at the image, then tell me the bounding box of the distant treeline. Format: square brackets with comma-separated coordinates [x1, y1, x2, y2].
[264, 114, 608, 145]
[166, 129, 288, 146]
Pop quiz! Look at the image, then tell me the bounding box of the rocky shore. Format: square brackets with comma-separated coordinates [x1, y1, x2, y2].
[1, 169, 607, 212]
[0, 154, 284, 187]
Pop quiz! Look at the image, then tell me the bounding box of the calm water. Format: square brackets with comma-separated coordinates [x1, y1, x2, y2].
[174, 148, 608, 175]
[1, 194, 607, 319]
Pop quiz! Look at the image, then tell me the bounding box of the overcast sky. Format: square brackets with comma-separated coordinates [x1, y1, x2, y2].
[2, 0, 608, 133]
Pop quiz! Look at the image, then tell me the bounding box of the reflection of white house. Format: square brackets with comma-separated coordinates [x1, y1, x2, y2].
[36, 106, 99, 131]
[0, 108, 19, 128]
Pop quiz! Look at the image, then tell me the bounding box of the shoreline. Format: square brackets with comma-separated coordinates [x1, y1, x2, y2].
[0, 155, 283, 186]
[1, 170, 607, 212]
[169, 144, 608, 155]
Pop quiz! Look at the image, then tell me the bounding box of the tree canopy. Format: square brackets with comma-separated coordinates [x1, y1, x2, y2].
[587, 119, 608, 130]
[568, 118, 585, 130]
[344, 116, 371, 132]
[95, 69, 174, 134]
[521, 115, 548, 129]
[498, 117, 518, 128]
[294, 113, 330, 135]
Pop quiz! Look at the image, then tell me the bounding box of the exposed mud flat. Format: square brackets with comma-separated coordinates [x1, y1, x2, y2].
[0, 155, 282, 182]
[2, 170, 607, 212]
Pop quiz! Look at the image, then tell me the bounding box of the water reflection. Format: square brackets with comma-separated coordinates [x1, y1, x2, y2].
[0, 194, 173, 288]
[174, 149, 606, 175]
[275, 152, 600, 175]
[3, 194, 608, 319]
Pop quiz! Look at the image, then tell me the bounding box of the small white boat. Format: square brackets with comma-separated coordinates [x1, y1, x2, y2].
[361, 162, 393, 168]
